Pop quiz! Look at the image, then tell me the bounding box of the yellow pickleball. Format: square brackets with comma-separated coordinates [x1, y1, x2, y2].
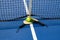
[26, 16, 32, 22]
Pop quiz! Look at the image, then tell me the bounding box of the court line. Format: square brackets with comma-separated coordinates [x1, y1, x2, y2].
[23, 0, 30, 15]
[23, 0, 38, 40]
[30, 24, 38, 40]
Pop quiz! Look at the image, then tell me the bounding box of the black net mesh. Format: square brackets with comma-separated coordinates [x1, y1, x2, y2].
[32, 0, 60, 18]
[0, 0, 60, 20]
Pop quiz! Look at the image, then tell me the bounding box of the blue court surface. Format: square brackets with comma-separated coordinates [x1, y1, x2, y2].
[0, 20, 60, 40]
[0, 0, 60, 40]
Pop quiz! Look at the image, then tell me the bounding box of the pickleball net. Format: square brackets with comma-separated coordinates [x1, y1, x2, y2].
[0, 0, 60, 21]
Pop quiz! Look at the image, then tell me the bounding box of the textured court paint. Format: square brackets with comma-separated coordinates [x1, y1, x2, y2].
[30, 24, 38, 40]
[0, 28, 33, 40]
[0, 20, 60, 40]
